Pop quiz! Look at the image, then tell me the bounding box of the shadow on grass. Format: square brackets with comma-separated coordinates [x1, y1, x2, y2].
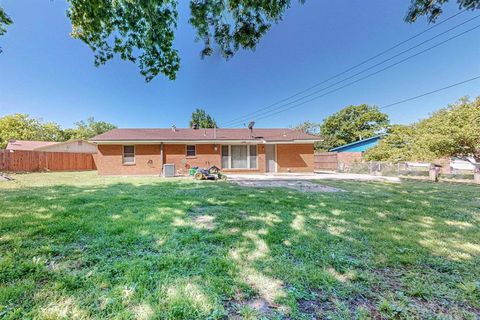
[0, 178, 479, 319]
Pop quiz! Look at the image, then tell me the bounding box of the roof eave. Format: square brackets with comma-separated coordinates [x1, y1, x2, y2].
[89, 139, 321, 144]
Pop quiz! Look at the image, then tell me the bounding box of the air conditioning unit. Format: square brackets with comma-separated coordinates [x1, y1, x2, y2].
[163, 164, 175, 177]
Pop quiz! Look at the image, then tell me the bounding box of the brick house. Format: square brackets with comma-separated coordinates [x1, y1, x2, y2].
[89, 128, 320, 175]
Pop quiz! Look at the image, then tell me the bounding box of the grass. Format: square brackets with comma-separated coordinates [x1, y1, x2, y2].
[0, 172, 479, 319]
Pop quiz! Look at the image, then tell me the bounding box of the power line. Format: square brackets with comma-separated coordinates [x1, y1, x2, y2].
[252, 74, 480, 125]
[379, 75, 480, 109]
[221, 10, 467, 126]
[225, 15, 480, 127]
[226, 23, 480, 126]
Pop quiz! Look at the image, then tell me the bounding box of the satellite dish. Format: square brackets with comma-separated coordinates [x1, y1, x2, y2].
[248, 121, 255, 130]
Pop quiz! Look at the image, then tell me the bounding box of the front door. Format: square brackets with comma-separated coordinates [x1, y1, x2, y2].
[265, 144, 276, 173]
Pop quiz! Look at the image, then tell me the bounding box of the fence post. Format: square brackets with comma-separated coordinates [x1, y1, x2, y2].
[429, 163, 441, 182]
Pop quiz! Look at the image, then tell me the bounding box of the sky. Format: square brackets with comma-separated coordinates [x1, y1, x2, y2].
[0, 1, 479, 129]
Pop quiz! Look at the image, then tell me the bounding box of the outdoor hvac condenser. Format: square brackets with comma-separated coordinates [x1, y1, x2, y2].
[163, 164, 175, 177]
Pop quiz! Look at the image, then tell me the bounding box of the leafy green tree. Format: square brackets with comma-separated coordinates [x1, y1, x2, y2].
[364, 125, 417, 162]
[0, 114, 63, 148]
[365, 97, 480, 171]
[414, 97, 480, 166]
[3, 1, 476, 81]
[405, 0, 480, 23]
[0, 7, 12, 53]
[318, 104, 389, 151]
[294, 121, 320, 136]
[66, 117, 117, 140]
[190, 108, 217, 129]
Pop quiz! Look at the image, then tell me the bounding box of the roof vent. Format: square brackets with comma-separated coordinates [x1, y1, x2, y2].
[192, 123, 199, 130]
[171, 124, 176, 132]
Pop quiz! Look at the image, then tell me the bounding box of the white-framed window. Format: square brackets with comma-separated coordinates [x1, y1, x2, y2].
[221, 145, 257, 169]
[123, 145, 135, 164]
[186, 145, 196, 157]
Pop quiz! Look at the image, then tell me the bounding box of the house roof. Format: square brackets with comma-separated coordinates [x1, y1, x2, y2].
[329, 135, 383, 152]
[89, 128, 321, 143]
[6, 140, 58, 151]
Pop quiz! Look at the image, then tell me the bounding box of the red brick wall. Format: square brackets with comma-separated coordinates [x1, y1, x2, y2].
[164, 144, 221, 175]
[96, 143, 314, 175]
[96, 144, 161, 175]
[276, 144, 314, 173]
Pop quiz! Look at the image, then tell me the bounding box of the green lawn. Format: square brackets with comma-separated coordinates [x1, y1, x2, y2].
[0, 172, 479, 319]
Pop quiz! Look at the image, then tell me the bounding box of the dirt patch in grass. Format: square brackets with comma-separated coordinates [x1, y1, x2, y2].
[225, 297, 280, 319]
[297, 289, 380, 319]
[232, 180, 344, 192]
[191, 215, 216, 230]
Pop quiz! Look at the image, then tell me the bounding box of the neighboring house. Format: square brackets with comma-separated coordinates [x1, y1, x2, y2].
[89, 128, 321, 175]
[6, 140, 58, 151]
[329, 135, 383, 167]
[329, 135, 382, 153]
[6, 139, 98, 153]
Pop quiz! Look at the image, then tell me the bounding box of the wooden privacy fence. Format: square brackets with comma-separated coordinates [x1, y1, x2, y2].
[0, 150, 96, 172]
[314, 152, 338, 171]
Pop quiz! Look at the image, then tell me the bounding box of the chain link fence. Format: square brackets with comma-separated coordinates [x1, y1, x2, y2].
[337, 161, 476, 182]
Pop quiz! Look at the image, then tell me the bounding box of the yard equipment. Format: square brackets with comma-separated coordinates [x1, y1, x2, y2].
[193, 165, 227, 181]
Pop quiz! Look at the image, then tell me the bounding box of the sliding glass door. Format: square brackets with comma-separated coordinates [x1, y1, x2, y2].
[221, 145, 257, 169]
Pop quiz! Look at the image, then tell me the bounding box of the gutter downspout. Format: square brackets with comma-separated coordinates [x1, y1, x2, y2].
[160, 142, 164, 176]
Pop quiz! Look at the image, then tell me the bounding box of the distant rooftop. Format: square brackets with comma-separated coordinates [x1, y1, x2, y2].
[6, 140, 58, 151]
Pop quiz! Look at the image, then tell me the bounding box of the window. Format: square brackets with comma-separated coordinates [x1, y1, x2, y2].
[249, 145, 257, 169]
[123, 145, 135, 164]
[221, 145, 257, 169]
[221, 145, 229, 168]
[186, 145, 196, 157]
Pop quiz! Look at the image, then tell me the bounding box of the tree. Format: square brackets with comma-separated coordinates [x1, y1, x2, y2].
[294, 121, 320, 136]
[405, 0, 480, 23]
[189, 108, 217, 129]
[0, 114, 116, 148]
[365, 97, 480, 171]
[364, 125, 417, 162]
[318, 104, 389, 151]
[0, 7, 12, 53]
[66, 117, 117, 140]
[2, 1, 476, 81]
[414, 97, 480, 166]
[0, 114, 63, 148]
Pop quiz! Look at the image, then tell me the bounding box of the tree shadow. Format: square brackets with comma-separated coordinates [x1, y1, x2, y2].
[0, 177, 479, 318]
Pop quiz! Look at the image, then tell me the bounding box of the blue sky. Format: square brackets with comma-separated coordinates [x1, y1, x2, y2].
[0, 0, 479, 129]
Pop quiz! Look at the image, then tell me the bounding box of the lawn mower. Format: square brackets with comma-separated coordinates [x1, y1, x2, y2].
[193, 165, 227, 181]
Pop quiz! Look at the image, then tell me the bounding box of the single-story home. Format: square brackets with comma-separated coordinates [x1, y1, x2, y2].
[6, 139, 98, 153]
[89, 128, 321, 175]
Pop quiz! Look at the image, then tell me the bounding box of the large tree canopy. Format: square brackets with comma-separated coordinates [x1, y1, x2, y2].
[1, 1, 477, 81]
[317, 104, 390, 151]
[365, 97, 480, 166]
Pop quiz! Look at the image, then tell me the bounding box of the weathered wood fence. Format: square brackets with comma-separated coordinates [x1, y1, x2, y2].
[314, 152, 338, 171]
[0, 150, 96, 172]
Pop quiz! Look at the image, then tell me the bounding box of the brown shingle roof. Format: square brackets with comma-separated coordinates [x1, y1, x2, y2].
[90, 128, 320, 142]
[6, 140, 58, 151]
